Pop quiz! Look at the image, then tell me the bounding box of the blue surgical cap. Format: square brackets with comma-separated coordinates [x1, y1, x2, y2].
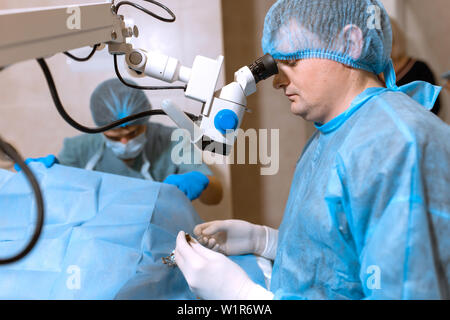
[261, 0, 442, 108]
[90, 78, 151, 127]
[262, 0, 392, 77]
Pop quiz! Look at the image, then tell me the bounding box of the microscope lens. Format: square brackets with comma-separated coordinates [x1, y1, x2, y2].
[248, 54, 279, 83]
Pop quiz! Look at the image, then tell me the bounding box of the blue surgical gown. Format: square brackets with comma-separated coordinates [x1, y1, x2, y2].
[271, 87, 450, 300]
[0, 163, 264, 299]
[57, 122, 212, 181]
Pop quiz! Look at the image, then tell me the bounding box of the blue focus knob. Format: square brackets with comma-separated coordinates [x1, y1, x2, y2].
[214, 110, 239, 134]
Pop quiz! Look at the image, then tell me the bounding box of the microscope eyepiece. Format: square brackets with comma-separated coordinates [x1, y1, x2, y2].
[248, 54, 279, 84]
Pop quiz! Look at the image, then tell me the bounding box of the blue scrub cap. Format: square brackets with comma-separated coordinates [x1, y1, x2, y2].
[262, 0, 442, 109]
[90, 78, 151, 127]
[262, 0, 392, 75]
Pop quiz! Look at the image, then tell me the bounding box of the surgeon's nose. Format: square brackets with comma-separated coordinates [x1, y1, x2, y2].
[120, 137, 129, 144]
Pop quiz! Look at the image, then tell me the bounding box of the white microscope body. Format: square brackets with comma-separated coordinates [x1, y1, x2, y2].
[125, 49, 277, 155]
[0, 1, 278, 155]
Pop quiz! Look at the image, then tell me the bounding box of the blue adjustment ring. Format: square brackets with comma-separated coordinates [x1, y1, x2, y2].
[214, 109, 239, 135]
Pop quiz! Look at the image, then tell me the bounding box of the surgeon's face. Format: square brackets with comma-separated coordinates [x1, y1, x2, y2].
[272, 58, 353, 124]
[103, 124, 147, 144]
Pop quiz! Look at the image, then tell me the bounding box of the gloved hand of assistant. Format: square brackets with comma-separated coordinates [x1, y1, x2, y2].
[193, 219, 278, 260]
[174, 231, 273, 300]
[14, 154, 59, 172]
[163, 171, 209, 201]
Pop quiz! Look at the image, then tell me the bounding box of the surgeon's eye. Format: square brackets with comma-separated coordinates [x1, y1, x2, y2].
[104, 135, 121, 142]
[125, 130, 139, 139]
[277, 59, 298, 67]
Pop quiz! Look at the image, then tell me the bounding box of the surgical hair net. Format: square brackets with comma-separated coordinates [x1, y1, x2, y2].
[262, 0, 441, 109]
[262, 0, 392, 76]
[90, 78, 151, 127]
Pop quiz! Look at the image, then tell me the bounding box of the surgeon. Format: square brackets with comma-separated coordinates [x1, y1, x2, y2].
[18, 78, 223, 205]
[174, 0, 450, 300]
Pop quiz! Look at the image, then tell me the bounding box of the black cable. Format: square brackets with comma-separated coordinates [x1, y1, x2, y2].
[112, 0, 185, 92]
[62, 0, 183, 92]
[37, 58, 197, 134]
[115, 0, 176, 22]
[0, 0, 188, 266]
[64, 44, 100, 62]
[0, 138, 44, 265]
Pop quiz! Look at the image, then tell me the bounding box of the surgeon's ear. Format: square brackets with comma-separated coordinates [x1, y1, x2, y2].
[341, 24, 364, 60]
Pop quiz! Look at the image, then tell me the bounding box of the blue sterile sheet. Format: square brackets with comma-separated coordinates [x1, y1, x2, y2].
[0, 163, 265, 300]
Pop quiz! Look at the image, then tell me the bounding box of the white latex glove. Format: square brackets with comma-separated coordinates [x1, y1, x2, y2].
[175, 231, 274, 300]
[194, 219, 278, 260]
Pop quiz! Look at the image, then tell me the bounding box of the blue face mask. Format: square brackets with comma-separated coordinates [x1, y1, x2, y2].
[104, 132, 147, 160]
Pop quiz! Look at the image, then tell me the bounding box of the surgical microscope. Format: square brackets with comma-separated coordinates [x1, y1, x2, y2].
[0, 0, 278, 264]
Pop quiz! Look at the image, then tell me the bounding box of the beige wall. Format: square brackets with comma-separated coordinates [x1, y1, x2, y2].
[0, 0, 233, 222]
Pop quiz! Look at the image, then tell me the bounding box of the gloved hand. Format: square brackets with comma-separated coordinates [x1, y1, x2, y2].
[14, 154, 59, 172]
[194, 219, 278, 260]
[163, 171, 209, 201]
[174, 231, 274, 300]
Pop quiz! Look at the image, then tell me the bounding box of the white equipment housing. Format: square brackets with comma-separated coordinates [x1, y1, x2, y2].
[0, 1, 264, 155]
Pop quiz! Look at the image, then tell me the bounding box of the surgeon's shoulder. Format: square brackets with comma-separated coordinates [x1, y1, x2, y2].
[60, 133, 103, 157]
[338, 91, 450, 165]
[145, 122, 180, 149]
[62, 133, 103, 147]
[147, 121, 181, 138]
[373, 91, 450, 142]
